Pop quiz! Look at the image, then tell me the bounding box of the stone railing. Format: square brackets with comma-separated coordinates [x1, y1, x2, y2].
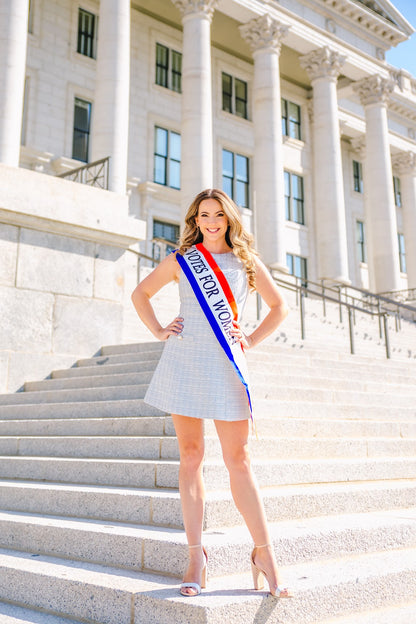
[57, 156, 109, 190]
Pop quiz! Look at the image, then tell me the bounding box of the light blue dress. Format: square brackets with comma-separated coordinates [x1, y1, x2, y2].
[144, 251, 251, 421]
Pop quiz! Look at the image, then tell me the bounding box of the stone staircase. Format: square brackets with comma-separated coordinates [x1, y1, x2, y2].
[0, 329, 415, 623]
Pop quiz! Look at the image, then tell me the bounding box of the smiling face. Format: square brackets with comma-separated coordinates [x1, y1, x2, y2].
[195, 198, 229, 244]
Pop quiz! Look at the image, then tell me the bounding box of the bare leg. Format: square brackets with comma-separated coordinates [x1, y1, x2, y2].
[172, 414, 206, 595]
[215, 419, 291, 596]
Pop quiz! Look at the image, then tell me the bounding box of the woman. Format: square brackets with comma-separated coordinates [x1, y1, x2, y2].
[131, 188, 292, 598]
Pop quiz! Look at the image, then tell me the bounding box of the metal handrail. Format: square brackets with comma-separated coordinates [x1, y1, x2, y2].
[57, 156, 110, 189]
[271, 274, 392, 358]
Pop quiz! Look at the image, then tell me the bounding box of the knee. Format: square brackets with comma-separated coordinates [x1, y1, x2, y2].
[223, 444, 251, 475]
[179, 440, 204, 472]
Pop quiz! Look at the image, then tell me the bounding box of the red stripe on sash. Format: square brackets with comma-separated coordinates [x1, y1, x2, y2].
[196, 243, 238, 320]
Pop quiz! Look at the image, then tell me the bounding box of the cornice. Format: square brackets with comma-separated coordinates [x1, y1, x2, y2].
[317, 0, 412, 47]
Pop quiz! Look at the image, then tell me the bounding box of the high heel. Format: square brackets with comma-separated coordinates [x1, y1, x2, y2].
[251, 543, 293, 598]
[180, 544, 208, 597]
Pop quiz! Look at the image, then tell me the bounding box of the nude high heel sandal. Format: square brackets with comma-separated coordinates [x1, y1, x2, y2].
[251, 543, 293, 598]
[180, 544, 208, 597]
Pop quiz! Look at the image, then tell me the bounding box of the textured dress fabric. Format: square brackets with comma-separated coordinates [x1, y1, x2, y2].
[144, 251, 251, 421]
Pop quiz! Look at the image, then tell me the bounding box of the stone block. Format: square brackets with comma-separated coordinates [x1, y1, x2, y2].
[0, 286, 54, 352]
[94, 245, 125, 302]
[16, 228, 95, 297]
[7, 352, 77, 393]
[0, 224, 18, 286]
[52, 295, 122, 355]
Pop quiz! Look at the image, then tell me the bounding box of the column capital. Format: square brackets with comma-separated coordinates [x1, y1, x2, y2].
[353, 74, 395, 106]
[239, 14, 289, 54]
[299, 46, 346, 82]
[392, 150, 416, 175]
[171, 0, 219, 21]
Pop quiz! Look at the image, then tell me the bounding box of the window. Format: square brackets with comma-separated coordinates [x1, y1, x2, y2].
[155, 43, 182, 93]
[153, 220, 180, 262]
[222, 149, 250, 208]
[154, 127, 181, 189]
[284, 171, 305, 225]
[28, 0, 34, 33]
[356, 220, 366, 263]
[77, 9, 96, 59]
[353, 160, 363, 193]
[393, 176, 402, 207]
[398, 233, 406, 273]
[72, 98, 91, 162]
[286, 253, 308, 288]
[221, 73, 248, 119]
[281, 98, 301, 140]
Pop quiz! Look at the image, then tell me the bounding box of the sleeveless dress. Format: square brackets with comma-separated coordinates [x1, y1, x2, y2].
[144, 251, 251, 421]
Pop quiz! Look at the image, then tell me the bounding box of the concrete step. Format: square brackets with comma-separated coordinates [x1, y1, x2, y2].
[0, 546, 415, 624]
[1, 455, 415, 489]
[0, 384, 148, 405]
[24, 370, 154, 392]
[0, 399, 163, 420]
[0, 434, 415, 461]
[0, 603, 81, 624]
[0, 479, 415, 528]
[1, 415, 414, 439]
[0, 395, 415, 422]
[0, 508, 415, 578]
[51, 360, 158, 379]
[24, 369, 416, 396]
[317, 602, 416, 624]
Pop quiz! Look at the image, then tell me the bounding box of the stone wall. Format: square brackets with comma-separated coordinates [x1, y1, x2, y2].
[0, 164, 145, 393]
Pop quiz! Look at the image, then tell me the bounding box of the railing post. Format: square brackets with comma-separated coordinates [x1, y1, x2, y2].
[377, 300, 383, 339]
[338, 287, 343, 323]
[383, 314, 391, 359]
[321, 280, 326, 317]
[348, 306, 355, 355]
[256, 292, 261, 321]
[300, 291, 305, 340]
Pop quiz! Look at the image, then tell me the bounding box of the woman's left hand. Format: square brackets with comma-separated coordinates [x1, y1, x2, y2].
[230, 321, 252, 350]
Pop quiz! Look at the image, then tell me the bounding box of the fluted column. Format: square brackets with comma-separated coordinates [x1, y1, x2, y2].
[239, 15, 289, 270]
[300, 47, 350, 284]
[91, 0, 130, 194]
[392, 151, 416, 289]
[353, 75, 400, 293]
[172, 0, 218, 220]
[0, 0, 29, 166]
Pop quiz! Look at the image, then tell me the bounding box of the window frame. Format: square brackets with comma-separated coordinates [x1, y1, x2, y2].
[286, 253, 308, 288]
[77, 8, 97, 59]
[398, 233, 406, 273]
[155, 43, 182, 93]
[281, 98, 301, 140]
[153, 126, 181, 190]
[284, 170, 305, 225]
[221, 72, 248, 120]
[356, 220, 366, 264]
[221, 148, 250, 209]
[353, 160, 363, 193]
[393, 176, 402, 207]
[72, 97, 92, 163]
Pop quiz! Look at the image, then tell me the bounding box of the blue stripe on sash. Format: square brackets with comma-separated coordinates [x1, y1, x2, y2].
[176, 252, 252, 414]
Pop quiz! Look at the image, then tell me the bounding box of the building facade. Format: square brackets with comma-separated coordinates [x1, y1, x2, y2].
[1, 0, 416, 389]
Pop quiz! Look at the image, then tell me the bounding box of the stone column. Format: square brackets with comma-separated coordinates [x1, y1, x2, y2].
[392, 151, 416, 289]
[172, 0, 218, 221]
[353, 75, 401, 293]
[91, 0, 130, 194]
[300, 47, 350, 284]
[239, 14, 289, 270]
[0, 0, 29, 166]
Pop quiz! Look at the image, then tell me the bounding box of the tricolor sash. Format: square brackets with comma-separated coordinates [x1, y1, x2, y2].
[176, 243, 253, 422]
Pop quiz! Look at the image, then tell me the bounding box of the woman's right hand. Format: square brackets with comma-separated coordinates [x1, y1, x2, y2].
[156, 317, 184, 341]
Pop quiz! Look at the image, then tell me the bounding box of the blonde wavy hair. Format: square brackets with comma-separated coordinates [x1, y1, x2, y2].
[178, 189, 258, 291]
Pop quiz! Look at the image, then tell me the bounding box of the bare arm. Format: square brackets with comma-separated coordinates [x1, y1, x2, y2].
[232, 255, 289, 349]
[131, 252, 183, 341]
